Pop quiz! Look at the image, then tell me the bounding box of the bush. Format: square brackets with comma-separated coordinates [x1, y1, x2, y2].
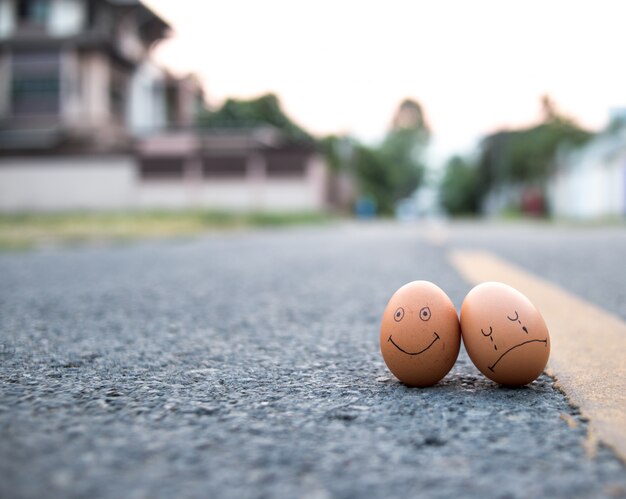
[440, 156, 481, 216]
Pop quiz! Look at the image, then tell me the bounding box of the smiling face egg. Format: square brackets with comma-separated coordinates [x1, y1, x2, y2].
[380, 281, 461, 387]
[460, 282, 551, 386]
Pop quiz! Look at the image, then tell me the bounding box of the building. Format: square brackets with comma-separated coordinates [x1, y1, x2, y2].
[135, 127, 328, 211]
[0, 0, 332, 212]
[549, 115, 626, 220]
[0, 0, 171, 152]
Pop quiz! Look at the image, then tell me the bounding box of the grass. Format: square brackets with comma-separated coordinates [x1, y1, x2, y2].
[0, 210, 333, 251]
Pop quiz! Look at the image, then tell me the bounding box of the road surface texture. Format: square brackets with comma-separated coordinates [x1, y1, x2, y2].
[1, 222, 625, 499]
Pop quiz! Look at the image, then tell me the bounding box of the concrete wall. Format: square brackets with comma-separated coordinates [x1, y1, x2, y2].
[135, 180, 321, 211]
[0, 155, 330, 212]
[138, 181, 257, 210]
[0, 157, 136, 211]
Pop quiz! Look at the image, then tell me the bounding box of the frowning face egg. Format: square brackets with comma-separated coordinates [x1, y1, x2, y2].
[460, 282, 550, 386]
[380, 281, 461, 387]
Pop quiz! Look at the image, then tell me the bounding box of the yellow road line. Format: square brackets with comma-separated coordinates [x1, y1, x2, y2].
[449, 250, 626, 463]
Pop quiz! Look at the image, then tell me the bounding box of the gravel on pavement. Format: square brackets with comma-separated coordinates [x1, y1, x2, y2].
[1, 223, 625, 499]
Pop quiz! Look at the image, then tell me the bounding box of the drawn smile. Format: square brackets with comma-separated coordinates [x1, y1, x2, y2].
[388, 332, 440, 356]
[488, 339, 548, 372]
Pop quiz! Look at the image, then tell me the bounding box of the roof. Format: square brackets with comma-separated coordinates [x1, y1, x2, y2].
[136, 127, 318, 158]
[107, 0, 171, 42]
[107, 0, 169, 24]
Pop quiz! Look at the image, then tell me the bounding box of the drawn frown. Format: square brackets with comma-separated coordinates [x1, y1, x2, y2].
[460, 282, 551, 386]
[480, 311, 548, 373]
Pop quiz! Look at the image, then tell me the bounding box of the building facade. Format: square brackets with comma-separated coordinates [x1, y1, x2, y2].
[549, 121, 626, 220]
[0, 0, 171, 152]
[0, 0, 332, 212]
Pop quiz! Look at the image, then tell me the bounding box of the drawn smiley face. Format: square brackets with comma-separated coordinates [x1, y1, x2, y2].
[460, 282, 551, 386]
[387, 306, 440, 355]
[380, 281, 461, 387]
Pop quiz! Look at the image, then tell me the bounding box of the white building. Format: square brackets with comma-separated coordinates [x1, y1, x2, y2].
[549, 118, 626, 220]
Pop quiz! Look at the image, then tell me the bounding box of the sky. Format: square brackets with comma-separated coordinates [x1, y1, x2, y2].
[144, 0, 626, 166]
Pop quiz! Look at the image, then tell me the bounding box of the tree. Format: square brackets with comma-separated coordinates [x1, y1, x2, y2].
[477, 96, 593, 214]
[440, 155, 481, 216]
[197, 93, 314, 143]
[319, 135, 356, 174]
[351, 98, 430, 215]
[353, 145, 395, 214]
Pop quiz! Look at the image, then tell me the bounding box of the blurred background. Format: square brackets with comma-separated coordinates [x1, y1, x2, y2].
[0, 0, 625, 247]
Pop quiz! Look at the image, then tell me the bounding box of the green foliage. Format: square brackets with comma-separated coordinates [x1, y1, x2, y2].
[479, 112, 592, 192]
[473, 98, 594, 216]
[440, 155, 481, 216]
[353, 145, 396, 214]
[0, 210, 332, 250]
[380, 132, 424, 203]
[197, 93, 314, 143]
[319, 135, 356, 174]
[380, 127, 427, 191]
[352, 140, 426, 215]
[345, 98, 429, 215]
[438, 98, 593, 218]
[201, 95, 431, 216]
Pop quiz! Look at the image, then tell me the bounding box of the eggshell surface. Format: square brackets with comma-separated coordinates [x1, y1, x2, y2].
[380, 281, 461, 387]
[460, 282, 550, 386]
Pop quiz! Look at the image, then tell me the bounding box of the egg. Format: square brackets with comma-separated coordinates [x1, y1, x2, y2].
[380, 281, 461, 387]
[460, 282, 551, 386]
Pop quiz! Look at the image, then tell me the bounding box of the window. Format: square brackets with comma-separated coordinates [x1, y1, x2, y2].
[110, 66, 129, 122]
[11, 51, 60, 116]
[266, 154, 307, 177]
[17, 0, 50, 26]
[165, 85, 178, 127]
[140, 158, 185, 180]
[203, 157, 247, 178]
[86, 0, 97, 28]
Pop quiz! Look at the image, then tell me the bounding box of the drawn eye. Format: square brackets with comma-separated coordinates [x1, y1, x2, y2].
[481, 326, 493, 337]
[419, 307, 431, 321]
[394, 307, 405, 322]
[507, 311, 519, 322]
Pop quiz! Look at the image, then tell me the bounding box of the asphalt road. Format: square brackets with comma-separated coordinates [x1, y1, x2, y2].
[1, 222, 625, 499]
[430, 221, 626, 322]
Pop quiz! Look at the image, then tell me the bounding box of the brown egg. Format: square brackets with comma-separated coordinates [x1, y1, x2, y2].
[380, 281, 461, 387]
[460, 282, 551, 386]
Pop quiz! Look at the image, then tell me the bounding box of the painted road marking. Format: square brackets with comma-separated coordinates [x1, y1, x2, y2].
[449, 250, 626, 463]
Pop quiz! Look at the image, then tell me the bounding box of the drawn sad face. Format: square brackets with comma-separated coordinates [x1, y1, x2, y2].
[460, 282, 551, 386]
[380, 281, 461, 387]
